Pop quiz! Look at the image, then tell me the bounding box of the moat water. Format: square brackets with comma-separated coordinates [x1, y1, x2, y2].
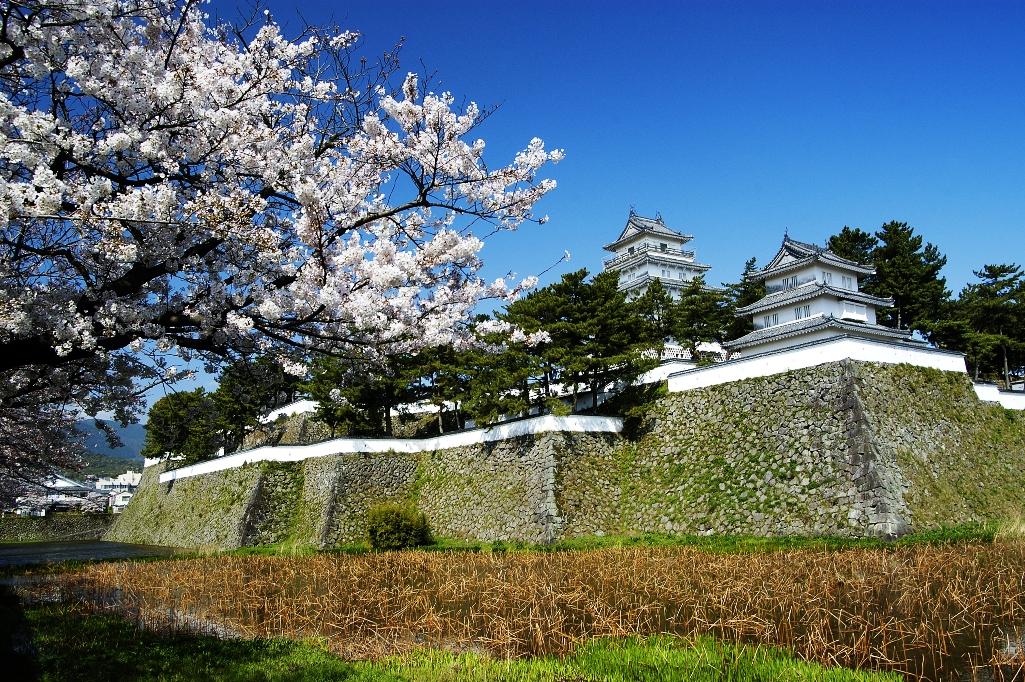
[0, 540, 178, 567]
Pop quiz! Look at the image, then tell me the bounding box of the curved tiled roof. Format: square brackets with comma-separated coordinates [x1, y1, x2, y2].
[603, 211, 694, 251]
[723, 315, 915, 351]
[749, 236, 875, 282]
[736, 283, 894, 315]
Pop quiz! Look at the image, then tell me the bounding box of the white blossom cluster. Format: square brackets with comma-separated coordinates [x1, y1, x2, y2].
[0, 0, 561, 473]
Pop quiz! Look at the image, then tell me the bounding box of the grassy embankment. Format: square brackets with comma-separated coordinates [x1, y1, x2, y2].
[224, 522, 1000, 557]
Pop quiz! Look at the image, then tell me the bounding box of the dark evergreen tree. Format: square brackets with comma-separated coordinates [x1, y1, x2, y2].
[634, 277, 675, 347]
[406, 345, 470, 434]
[213, 356, 301, 453]
[141, 390, 221, 465]
[502, 284, 569, 405]
[670, 276, 732, 363]
[490, 268, 655, 414]
[723, 257, 765, 341]
[581, 270, 656, 408]
[871, 221, 949, 334]
[304, 355, 412, 437]
[827, 226, 879, 266]
[954, 264, 1025, 385]
[459, 325, 534, 425]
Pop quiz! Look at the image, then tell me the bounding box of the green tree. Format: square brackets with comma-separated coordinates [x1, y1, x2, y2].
[487, 269, 655, 416]
[405, 345, 471, 434]
[459, 343, 533, 425]
[502, 285, 569, 406]
[827, 226, 879, 267]
[141, 390, 221, 465]
[581, 270, 656, 408]
[723, 257, 765, 341]
[954, 264, 1025, 385]
[304, 356, 411, 437]
[213, 356, 301, 453]
[871, 221, 950, 333]
[634, 278, 675, 347]
[671, 276, 732, 363]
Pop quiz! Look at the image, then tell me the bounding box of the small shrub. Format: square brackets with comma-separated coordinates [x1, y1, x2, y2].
[367, 502, 432, 550]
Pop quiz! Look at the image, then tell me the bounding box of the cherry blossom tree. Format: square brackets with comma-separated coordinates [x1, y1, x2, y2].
[0, 0, 562, 478]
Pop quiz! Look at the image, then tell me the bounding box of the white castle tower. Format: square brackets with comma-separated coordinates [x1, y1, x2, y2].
[724, 235, 915, 355]
[602, 211, 711, 300]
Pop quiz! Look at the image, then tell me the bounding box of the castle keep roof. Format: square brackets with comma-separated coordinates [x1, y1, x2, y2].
[748, 235, 875, 283]
[603, 211, 694, 252]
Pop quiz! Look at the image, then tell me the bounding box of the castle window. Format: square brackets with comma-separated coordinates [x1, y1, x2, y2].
[782, 275, 798, 289]
[763, 313, 778, 327]
[841, 275, 854, 290]
[841, 301, 867, 321]
[822, 271, 832, 284]
[794, 305, 811, 320]
[660, 243, 667, 252]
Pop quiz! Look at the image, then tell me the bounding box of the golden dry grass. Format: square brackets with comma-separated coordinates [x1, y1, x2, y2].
[29, 543, 1025, 680]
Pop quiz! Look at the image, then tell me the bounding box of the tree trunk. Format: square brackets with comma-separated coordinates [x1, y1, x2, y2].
[1003, 344, 1011, 389]
[385, 406, 392, 436]
[437, 406, 444, 435]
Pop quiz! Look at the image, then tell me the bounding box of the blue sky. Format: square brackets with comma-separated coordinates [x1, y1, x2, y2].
[224, 0, 1025, 295]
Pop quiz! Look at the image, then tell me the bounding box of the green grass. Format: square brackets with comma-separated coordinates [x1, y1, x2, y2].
[213, 523, 999, 559]
[10, 599, 899, 681]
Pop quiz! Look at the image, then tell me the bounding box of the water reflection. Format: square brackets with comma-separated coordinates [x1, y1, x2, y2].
[0, 540, 178, 567]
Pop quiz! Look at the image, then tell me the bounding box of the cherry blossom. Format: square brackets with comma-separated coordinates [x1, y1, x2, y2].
[0, 0, 561, 475]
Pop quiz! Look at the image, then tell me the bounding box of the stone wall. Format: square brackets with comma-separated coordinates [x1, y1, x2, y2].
[106, 463, 261, 548]
[558, 361, 1025, 539]
[109, 432, 612, 549]
[560, 361, 907, 538]
[857, 363, 1025, 528]
[0, 513, 113, 543]
[110, 361, 1025, 548]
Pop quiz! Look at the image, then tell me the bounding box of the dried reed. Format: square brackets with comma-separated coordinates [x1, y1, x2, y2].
[26, 543, 1025, 681]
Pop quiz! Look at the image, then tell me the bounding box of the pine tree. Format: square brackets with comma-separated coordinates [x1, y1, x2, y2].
[141, 390, 221, 465]
[459, 322, 534, 425]
[213, 356, 301, 453]
[723, 257, 765, 341]
[304, 355, 412, 437]
[634, 278, 675, 347]
[502, 285, 567, 405]
[406, 346, 470, 434]
[671, 276, 732, 363]
[582, 270, 656, 408]
[827, 226, 879, 266]
[871, 221, 950, 333]
[956, 264, 1025, 385]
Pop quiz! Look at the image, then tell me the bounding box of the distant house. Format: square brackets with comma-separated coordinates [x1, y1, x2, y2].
[95, 470, 142, 493]
[95, 470, 141, 513]
[15, 473, 106, 515]
[109, 491, 134, 513]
